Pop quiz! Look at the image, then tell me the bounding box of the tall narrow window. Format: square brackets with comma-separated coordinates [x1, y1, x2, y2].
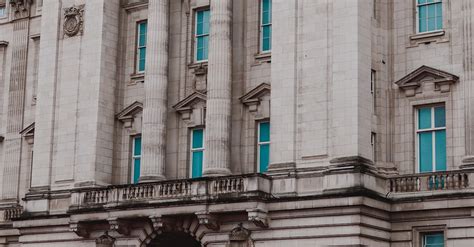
[191, 129, 204, 178]
[0, 5, 6, 18]
[258, 122, 270, 173]
[417, 0, 442, 33]
[371, 69, 376, 113]
[417, 105, 446, 173]
[371, 132, 376, 162]
[422, 232, 444, 247]
[136, 21, 148, 73]
[131, 136, 142, 184]
[260, 0, 272, 52]
[195, 9, 210, 62]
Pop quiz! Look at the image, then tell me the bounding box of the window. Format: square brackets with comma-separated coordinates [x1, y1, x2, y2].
[257, 122, 270, 172]
[195, 9, 210, 62]
[371, 69, 376, 113]
[417, 0, 442, 33]
[131, 136, 142, 184]
[422, 232, 444, 247]
[0, 5, 6, 18]
[191, 129, 204, 178]
[260, 0, 272, 52]
[417, 105, 446, 173]
[371, 132, 376, 162]
[136, 21, 147, 73]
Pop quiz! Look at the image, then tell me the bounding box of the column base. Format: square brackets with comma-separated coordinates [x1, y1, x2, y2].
[202, 168, 231, 177]
[139, 175, 166, 183]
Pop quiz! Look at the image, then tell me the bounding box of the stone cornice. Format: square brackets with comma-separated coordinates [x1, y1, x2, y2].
[0, 41, 8, 47]
[394, 65, 459, 96]
[173, 91, 207, 112]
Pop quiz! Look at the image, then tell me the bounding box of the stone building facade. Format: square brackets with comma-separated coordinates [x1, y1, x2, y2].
[0, 0, 473, 246]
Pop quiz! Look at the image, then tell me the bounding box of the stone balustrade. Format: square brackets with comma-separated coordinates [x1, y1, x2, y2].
[388, 170, 472, 193]
[70, 174, 271, 211]
[0, 205, 23, 222]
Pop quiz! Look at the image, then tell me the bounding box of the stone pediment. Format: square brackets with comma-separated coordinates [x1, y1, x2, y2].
[116, 101, 143, 121]
[116, 101, 143, 129]
[395, 65, 459, 97]
[173, 92, 207, 126]
[173, 91, 207, 112]
[240, 83, 271, 106]
[240, 83, 271, 118]
[20, 122, 35, 145]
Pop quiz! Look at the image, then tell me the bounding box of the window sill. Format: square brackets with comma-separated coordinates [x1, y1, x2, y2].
[129, 73, 145, 85]
[408, 30, 448, 47]
[410, 30, 445, 40]
[253, 52, 271, 66]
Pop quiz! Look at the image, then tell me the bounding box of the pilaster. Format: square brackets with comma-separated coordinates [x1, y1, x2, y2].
[203, 0, 233, 177]
[140, 0, 169, 182]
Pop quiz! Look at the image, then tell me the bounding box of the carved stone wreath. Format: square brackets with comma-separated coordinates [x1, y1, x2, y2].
[64, 5, 85, 37]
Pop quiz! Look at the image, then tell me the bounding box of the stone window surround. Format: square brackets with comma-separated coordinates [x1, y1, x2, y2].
[189, 127, 205, 178]
[135, 20, 147, 74]
[192, 6, 210, 64]
[254, 0, 271, 63]
[408, 0, 450, 46]
[409, 97, 451, 174]
[412, 225, 447, 247]
[0, 2, 7, 20]
[414, 103, 446, 173]
[124, 3, 148, 85]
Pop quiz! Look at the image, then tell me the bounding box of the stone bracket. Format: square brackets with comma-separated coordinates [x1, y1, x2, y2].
[149, 215, 174, 233]
[247, 209, 269, 228]
[69, 221, 90, 238]
[195, 211, 219, 231]
[108, 217, 131, 236]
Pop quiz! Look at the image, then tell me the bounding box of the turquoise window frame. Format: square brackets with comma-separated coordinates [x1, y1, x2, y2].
[136, 20, 148, 73]
[422, 232, 444, 247]
[416, 105, 446, 173]
[195, 9, 210, 62]
[257, 121, 270, 173]
[190, 128, 205, 178]
[260, 0, 272, 52]
[416, 0, 443, 33]
[131, 135, 142, 184]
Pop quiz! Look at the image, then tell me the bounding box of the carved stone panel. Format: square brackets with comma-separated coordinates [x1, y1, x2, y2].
[9, 0, 32, 19]
[64, 5, 85, 37]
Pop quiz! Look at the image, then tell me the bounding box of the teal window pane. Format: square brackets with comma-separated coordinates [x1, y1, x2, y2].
[203, 10, 210, 34]
[419, 132, 433, 172]
[419, 107, 432, 129]
[259, 144, 270, 172]
[138, 22, 147, 46]
[196, 10, 210, 35]
[262, 0, 272, 24]
[436, 3, 443, 30]
[192, 129, 204, 149]
[262, 26, 272, 51]
[434, 106, 445, 128]
[259, 122, 270, 142]
[419, 6, 427, 32]
[424, 233, 444, 247]
[196, 36, 208, 61]
[133, 137, 142, 156]
[428, 4, 436, 18]
[435, 130, 446, 171]
[418, 0, 426, 3]
[427, 17, 436, 31]
[133, 158, 141, 184]
[138, 48, 146, 72]
[192, 151, 203, 178]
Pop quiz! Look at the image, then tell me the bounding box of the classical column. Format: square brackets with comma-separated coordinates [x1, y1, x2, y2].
[140, 0, 169, 181]
[203, 0, 233, 176]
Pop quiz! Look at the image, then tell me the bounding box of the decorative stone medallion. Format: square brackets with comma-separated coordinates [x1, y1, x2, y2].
[64, 5, 85, 37]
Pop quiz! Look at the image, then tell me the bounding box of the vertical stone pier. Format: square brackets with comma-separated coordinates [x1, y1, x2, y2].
[140, 0, 169, 181]
[203, 0, 233, 176]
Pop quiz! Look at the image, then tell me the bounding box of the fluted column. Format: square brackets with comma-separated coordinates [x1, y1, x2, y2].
[140, 0, 169, 182]
[203, 0, 233, 176]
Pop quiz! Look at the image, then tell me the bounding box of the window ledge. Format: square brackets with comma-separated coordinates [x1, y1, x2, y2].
[410, 30, 445, 41]
[129, 73, 145, 85]
[253, 52, 271, 66]
[188, 61, 208, 69]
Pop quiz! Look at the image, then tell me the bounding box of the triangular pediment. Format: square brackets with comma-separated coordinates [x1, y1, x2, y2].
[116, 101, 143, 121]
[395, 65, 459, 89]
[173, 91, 207, 112]
[239, 83, 271, 105]
[20, 122, 35, 137]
